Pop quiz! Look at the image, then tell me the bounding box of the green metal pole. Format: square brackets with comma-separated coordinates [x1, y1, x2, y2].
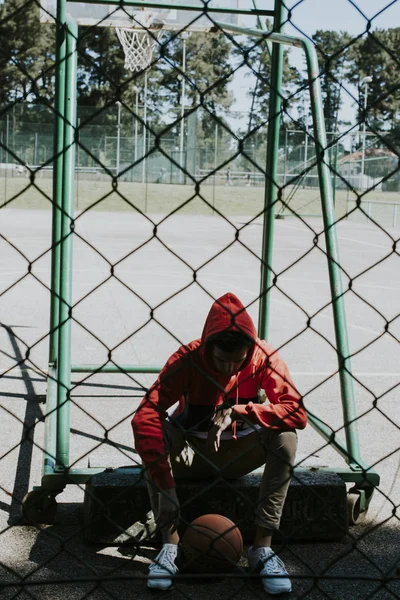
[258, 0, 285, 339]
[217, 21, 362, 469]
[49, 0, 67, 367]
[332, 138, 338, 206]
[43, 368, 58, 475]
[303, 39, 361, 467]
[44, 0, 66, 481]
[56, 18, 78, 470]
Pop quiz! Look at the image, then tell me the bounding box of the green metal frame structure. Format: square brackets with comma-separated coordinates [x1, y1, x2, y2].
[25, 0, 379, 522]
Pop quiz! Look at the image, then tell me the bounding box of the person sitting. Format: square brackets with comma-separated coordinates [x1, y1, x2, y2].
[132, 292, 307, 594]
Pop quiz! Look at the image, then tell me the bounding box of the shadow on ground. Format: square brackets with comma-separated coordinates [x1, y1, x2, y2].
[1, 500, 399, 600]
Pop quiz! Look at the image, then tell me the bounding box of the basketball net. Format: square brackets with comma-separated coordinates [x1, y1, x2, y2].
[116, 11, 165, 72]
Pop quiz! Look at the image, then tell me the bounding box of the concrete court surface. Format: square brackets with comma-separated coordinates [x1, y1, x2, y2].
[0, 208, 399, 599]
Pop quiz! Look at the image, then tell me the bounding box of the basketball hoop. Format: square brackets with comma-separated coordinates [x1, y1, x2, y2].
[116, 11, 165, 72]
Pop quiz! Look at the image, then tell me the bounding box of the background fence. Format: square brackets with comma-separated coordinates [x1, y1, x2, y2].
[1, 105, 398, 189]
[2, 105, 398, 227]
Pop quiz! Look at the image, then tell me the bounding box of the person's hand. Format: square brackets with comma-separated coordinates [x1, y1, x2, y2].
[207, 407, 234, 453]
[157, 487, 180, 532]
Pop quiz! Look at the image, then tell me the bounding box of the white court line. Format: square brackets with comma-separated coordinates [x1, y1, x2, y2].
[1, 233, 392, 252]
[279, 276, 400, 293]
[336, 234, 392, 250]
[291, 372, 400, 377]
[1, 268, 398, 292]
[193, 280, 398, 339]
[101, 275, 399, 340]
[280, 222, 320, 234]
[1, 271, 397, 339]
[2, 271, 400, 318]
[283, 221, 391, 250]
[3, 364, 398, 378]
[2, 269, 399, 304]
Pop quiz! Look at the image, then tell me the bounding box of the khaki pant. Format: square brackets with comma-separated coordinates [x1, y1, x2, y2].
[147, 420, 297, 531]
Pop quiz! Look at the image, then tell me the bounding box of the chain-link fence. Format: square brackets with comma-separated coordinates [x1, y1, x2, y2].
[1, 0, 400, 599]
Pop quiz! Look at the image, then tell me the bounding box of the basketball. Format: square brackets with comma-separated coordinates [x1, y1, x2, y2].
[182, 514, 243, 572]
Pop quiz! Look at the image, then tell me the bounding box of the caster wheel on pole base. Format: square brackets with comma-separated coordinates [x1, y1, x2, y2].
[22, 490, 58, 525]
[347, 489, 366, 526]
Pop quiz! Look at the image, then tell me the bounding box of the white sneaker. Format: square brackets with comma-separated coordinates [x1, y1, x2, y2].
[147, 543, 179, 590]
[248, 546, 292, 595]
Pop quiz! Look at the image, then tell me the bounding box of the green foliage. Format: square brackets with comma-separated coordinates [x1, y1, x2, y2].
[312, 30, 352, 131]
[233, 32, 301, 132]
[382, 124, 400, 156]
[76, 28, 126, 108]
[146, 32, 234, 138]
[0, 0, 399, 162]
[73, 30, 234, 142]
[0, 0, 55, 105]
[347, 28, 400, 130]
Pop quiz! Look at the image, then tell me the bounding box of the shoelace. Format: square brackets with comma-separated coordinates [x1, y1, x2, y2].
[149, 546, 177, 573]
[259, 551, 286, 574]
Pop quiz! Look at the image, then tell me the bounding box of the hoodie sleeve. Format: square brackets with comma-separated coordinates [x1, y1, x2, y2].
[233, 345, 307, 431]
[131, 347, 190, 490]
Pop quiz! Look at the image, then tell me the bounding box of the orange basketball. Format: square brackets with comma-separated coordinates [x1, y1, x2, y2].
[182, 514, 243, 572]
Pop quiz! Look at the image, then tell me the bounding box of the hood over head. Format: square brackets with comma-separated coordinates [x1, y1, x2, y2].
[201, 292, 257, 345]
[198, 293, 258, 374]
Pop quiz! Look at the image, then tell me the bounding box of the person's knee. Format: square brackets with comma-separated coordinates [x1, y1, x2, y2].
[278, 431, 297, 464]
[264, 429, 297, 465]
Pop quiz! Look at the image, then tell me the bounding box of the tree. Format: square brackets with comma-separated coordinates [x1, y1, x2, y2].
[75, 29, 234, 141]
[311, 30, 352, 132]
[145, 31, 234, 139]
[0, 0, 56, 105]
[75, 27, 133, 108]
[233, 33, 301, 133]
[347, 28, 400, 131]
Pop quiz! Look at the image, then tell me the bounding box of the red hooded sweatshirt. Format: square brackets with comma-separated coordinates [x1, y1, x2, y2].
[132, 292, 307, 490]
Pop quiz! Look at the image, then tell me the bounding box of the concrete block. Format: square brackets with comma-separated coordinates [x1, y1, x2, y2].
[84, 467, 348, 544]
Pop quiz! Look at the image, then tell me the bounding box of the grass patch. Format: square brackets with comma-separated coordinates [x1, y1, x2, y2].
[1, 175, 398, 220]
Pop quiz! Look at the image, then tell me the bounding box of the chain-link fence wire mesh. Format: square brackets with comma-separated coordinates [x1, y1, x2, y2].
[1, 0, 400, 598]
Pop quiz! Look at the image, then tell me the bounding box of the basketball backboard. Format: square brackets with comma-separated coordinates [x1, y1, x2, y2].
[39, 0, 242, 31]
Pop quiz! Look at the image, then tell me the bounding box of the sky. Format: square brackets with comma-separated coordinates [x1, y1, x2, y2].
[273, 0, 399, 36]
[229, 0, 400, 131]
